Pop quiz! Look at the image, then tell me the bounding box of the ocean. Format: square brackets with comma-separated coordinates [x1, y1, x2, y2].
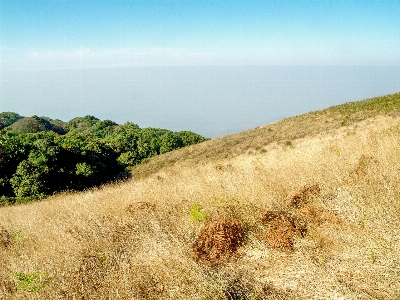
[1, 65, 399, 137]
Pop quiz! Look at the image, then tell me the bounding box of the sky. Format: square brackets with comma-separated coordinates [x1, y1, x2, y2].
[2, 0, 400, 68]
[1, 1, 400, 137]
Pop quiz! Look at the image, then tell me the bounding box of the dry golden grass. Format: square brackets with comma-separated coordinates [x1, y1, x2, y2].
[131, 92, 400, 178]
[1, 94, 400, 299]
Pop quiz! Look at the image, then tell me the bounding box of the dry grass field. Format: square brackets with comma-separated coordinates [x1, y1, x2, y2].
[1, 93, 400, 299]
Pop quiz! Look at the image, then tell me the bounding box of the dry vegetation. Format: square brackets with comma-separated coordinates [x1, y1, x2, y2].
[1, 93, 400, 299]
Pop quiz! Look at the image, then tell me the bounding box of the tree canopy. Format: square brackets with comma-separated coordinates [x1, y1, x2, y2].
[0, 113, 208, 204]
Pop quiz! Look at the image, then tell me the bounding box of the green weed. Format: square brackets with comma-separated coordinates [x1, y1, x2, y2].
[11, 231, 28, 243]
[371, 250, 377, 263]
[13, 271, 51, 293]
[190, 203, 206, 221]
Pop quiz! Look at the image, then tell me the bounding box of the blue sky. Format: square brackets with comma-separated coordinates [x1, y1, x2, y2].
[1, 1, 400, 137]
[2, 0, 400, 69]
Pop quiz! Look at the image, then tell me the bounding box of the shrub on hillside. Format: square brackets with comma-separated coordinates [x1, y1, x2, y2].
[193, 218, 244, 265]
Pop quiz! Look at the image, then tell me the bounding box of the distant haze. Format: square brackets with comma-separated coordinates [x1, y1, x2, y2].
[1, 65, 399, 138]
[1, 1, 400, 137]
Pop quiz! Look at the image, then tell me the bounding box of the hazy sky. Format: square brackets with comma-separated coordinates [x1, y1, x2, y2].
[2, 0, 400, 68]
[1, 1, 400, 137]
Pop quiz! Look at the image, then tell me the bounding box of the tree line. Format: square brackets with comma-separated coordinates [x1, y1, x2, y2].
[0, 112, 207, 204]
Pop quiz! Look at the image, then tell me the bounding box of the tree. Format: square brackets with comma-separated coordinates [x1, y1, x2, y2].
[0, 113, 207, 202]
[159, 132, 181, 154]
[0, 112, 23, 128]
[177, 131, 208, 146]
[0, 131, 31, 196]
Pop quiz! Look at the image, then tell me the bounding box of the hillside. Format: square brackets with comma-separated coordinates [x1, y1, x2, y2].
[1, 92, 400, 299]
[132, 92, 400, 178]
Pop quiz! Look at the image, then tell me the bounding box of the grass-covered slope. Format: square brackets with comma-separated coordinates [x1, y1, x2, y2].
[132, 92, 400, 178]
[0, 92, 399, 299]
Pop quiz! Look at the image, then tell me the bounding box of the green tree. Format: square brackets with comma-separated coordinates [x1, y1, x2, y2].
[177, 131, 208, 146]
[159, 132, 181, 154]
[0, 112, 23, 128]
[10, 159, 49, 198]
[0, 131, 31, 196]
[1, 113, 207, 202]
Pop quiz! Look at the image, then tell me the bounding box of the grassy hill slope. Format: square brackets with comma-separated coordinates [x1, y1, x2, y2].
[1, 93, 400, 299]
[132, 92, 400, 178]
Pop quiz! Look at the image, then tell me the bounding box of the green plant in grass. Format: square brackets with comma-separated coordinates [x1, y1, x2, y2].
[11, 231, 28, 243]
[371, 249, 377, 263]
[285, 140, 292, 147]
[13, 271, 52, 293]
[190, 203, 206, 221]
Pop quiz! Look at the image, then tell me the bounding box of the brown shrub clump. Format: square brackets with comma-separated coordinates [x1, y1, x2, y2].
[193, 218, 244, 265]
[75, 253, 108, 299]
[262, 183, 340, 251]
[297, 205, 341, 225]
[221, 274, 297, 300]
[260, 211, 307, 251]
[350, 154, 377, 177]
[0, 226, 12, 248]
[125, 201, 155, 214]
[285, 183, 341, 225]
[285, 183, 321, 208]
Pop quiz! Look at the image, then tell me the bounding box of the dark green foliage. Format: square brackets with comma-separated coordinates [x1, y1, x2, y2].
[39, 116, 68, 134]
[177, 131, 208, 146]
[3, 132, 125, 199]
[10, 160, 49, 199]
[0, 113, 207, 203]
[0, 112, 23, 129]
[159, 132, 181, 154]
[8, 116, 66, 134]
[0, 131, 32, 196]
[66, 115, 100, 135]
[9, 117, 47, 133]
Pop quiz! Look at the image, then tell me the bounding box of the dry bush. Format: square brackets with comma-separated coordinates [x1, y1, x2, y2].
[0, 226, 11, 248]
[125, 201, 156, 214]
[284, 183, 321, 208]
[260, 211, 307, 251]
[76, 252, 109, 298]
[296, 205, 341, 226]
[107, 221, 138, 244]
[260, 283, 299, 300]
[349, 154, 377, 178]
[261, 183, 339, 252]
[220, 274, 297, 300]
[193, 218, 244, 265]
[0, 277, 16, 297]
[285, 182, 340, 225]
[53, 251, 113, 299]
[205, 197, 261, 228]
[128, 266, 166, 299]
